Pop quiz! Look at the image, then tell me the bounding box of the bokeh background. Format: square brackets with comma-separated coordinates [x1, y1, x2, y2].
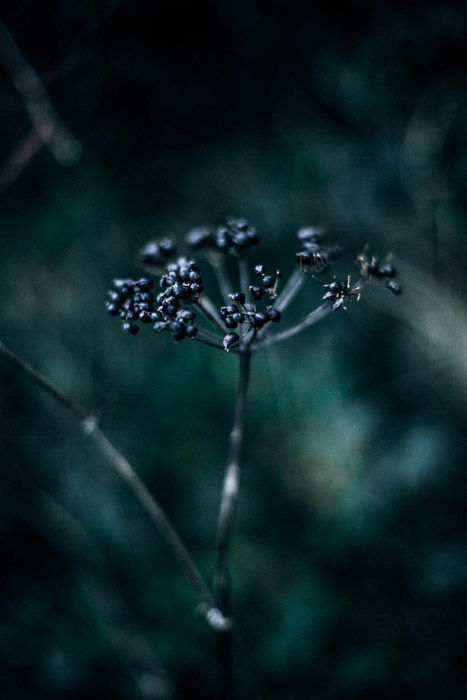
[1, 1, 467, 698]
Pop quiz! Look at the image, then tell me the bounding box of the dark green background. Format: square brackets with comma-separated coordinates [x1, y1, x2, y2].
[1, 1, 467, 698]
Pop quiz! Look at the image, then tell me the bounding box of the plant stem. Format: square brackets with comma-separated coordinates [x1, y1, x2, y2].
[0, 340, 226, 627]
[274, 267, 305, 313]
[212, 262, 235, 303]
[254, 303, 332, 350]
[196, 297, 226, 334]
[214, 349, 252, 698]
[238, 258, 250, 296]
[192, 336, 226, 352]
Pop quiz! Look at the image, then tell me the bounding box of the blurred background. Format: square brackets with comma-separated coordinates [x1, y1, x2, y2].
[1, 1, 467, 698]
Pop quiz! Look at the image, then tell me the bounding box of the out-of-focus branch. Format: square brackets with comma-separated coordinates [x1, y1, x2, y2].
[0, 340, 231, 629]
[0, 20, 82, 171]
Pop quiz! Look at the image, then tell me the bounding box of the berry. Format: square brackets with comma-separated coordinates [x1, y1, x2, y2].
[249, 285, 263, 301]
[267, 309, 281, 322]
[296, 227, 339, 274]
[106, 302, 120, 316]
[186, 325, 198, 338]
[386, 279, 402, 295]
[171, 322, 186, 341]
[140, 239, 176, 269]
[123, 321, 139, 335]
[186, 226, 213, 249]
[357, 253, 402, 295]
[223, 333, 239, 351]
[230, 292, 245, 305]
[322, 277, 359, 311]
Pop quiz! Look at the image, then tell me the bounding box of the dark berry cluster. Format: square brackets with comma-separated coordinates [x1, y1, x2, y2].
[139, 239, 176, 270]
[296, 227, 339, 274]
[322, 277, 360, 311]
[218, 269, 282, 350]
[187, 217, 259, 257]
[106, 277, 155, 334]
[219, 301, 280, 331]
[148, 257, 203, 340]
[152, 307, 198, 341]
[356, 253, 402, 295]
[159, 257, 204, 301]
[106, 267, 201, 341]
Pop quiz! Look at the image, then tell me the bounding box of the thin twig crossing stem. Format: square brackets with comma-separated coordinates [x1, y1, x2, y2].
[0, 340, 224, 624]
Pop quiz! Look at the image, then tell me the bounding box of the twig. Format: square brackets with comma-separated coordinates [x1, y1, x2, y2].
[195, 297, 226, 334]
[214, 350, 252, 698]
[193, 336, 226, 352]
[0, 2, 123, 191]
[0, 21, 81, 166]
[273, 268, 306, 313]
[254, 303, 332, 350]
[0, 340, 228, 628]
[212, 262, 235, 303]
[0, 128, 44, 192]
[238, 258, 250, 296]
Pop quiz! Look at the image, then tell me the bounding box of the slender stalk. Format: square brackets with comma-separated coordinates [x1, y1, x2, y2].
[254, 303, 332, 350]
[0, 21, 81, 165]
[192, 336, 226, 352]
[0, 340, 228, 627]
[196, 327, 225, 345]
[212, 262, 235, 303]
[238, 258, 250, 296]
[196, 297, 226, 334]
[214, 350, 252, 699]
[274, 267, 306, 313]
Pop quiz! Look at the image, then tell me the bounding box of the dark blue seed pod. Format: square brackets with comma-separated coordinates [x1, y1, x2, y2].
[249, 285, 263, 301]
[253, 312, 268, 327]
[171, 322, 186, 341]
[186, 325, 198, 338]
[386, 279, 402, 295]
[231, 292, 245, 305]
[106, 302, 120, 315]
[123, 321, 139, 335]
[223, 333, 239, 351]
[153, 321, 168, 333]
[267, 309, 281, 322]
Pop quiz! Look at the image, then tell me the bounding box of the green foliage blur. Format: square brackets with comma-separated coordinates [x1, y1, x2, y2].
[1, 1, 467, 698]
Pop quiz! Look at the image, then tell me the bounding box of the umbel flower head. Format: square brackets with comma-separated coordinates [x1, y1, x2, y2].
[106, 220, 401, 352]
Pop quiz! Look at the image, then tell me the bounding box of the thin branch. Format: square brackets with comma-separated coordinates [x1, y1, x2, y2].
[192, 336, 226, 352]
[273, 268, 306, 313]
[196, 327, 225, 345]
[212, 262, 235, 304]
[238, 258, 250, 296]
[0, 340, 230, 628]
[195, 296, 226, 334]
[0, 21, 81, 166]
[214, 350, 252, 698]
[254, 303, 332, 350]
[0, 128, 43, 192]
[0, 2, 123, 192]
